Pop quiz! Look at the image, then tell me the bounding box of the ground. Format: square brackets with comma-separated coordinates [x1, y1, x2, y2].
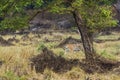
[0, 30, 120, 80]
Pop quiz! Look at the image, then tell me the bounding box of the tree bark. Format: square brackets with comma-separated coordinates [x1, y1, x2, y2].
[72, 10, 96, 61]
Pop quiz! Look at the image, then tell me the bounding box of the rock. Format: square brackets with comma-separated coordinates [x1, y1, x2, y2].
[57, 20, 74, 29]
[29, 12, 75, 30]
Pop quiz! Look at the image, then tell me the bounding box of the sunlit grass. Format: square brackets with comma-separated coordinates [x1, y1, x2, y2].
[0, 32, 120, 80]
[96, 32, 120, 40]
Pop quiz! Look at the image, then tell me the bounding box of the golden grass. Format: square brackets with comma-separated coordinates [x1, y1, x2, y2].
[0, 32, 120, 80]
[96, 32, 120, 40]
[94, 41, 120, 60]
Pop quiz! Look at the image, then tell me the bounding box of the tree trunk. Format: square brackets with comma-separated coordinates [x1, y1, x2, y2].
[72, 10, 96, 61]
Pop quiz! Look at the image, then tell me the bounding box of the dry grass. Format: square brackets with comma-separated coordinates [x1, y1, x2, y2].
[0, 31, 120, 80]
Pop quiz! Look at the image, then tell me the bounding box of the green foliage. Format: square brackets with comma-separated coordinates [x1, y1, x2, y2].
[46, 42, 58, 49]
[50, 0, 69, 14]
[71, 26, 77, 31]
[37, 42, 46, 51]
[3, 70, 26, 80]
[59, 51, 64, 57]
[0, 15, 29, 31]
[0, 0, 43, 31]
[84, 6, 118, 32]
[50, 0, 117, 32]
[0, 0, 43, 15]
[0, 0, 118, 32]
[100, 50, 116, 60]
[99, 0, 117, 5]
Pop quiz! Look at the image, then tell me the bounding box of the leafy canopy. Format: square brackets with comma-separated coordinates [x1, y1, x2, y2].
[0, 0, 43, 31]
[0, 0, 118, 31]
[50, 0, 118, 32]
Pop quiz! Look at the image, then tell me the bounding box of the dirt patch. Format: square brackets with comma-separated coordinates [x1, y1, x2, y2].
[94, 38, 120, 43]
[81, 56, 120, 73]
[0, 36, 13, 46]
[30, 47, 80, 73]
[7, 38, 19, 43]
[100, 31, 112, 36]
[0, 60, 3, 67]
[96, 56, 120, 70]
[56, 36, 81, 48]
[30, 48, 120, 74]
[118, 37, 120, 40]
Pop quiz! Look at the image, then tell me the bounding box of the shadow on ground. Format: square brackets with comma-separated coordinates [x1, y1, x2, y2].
[30, 48, 120, 74]
[0, 36, 14, 46]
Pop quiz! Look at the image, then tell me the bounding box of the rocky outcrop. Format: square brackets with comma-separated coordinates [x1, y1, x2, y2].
[29, 12, 75, 30]
[29, 2, 120, 32]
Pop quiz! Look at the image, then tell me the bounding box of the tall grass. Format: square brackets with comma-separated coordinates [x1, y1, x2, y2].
[0, 32, 119, 80]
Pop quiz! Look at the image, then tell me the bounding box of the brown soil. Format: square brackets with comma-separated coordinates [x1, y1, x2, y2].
[118, 37, 120, 40]
[0, 36, 13, 46]
[30, 47, 80, 73]
[7, 38, 19, 43]
[0, 60, 3, 67]
[94, 38, 120, 43]
[81, 55, 120, 73]
[30, 47, 120, 74]
[100, 31, 112, 36]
